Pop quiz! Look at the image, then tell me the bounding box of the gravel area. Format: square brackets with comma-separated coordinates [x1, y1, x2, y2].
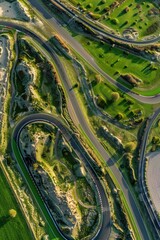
[147, 151, 160, 213]
[0, 0, 30, 21]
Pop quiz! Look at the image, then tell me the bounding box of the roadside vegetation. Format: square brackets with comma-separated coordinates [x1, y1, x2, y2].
[19, 123, 101, 240]
[0, 29, 53, 240]
[11, 33, 62, 121]
[52, 49, 148, 238]
[67, 0, 160, 37]
[103, 171, 135, 239]
[54, 42, 153, 187]
[0, 12, 156, 239]
[92, 76, 144, 127]
[76, 36, 160, 94]
[40, 0, 160, 96]
[147, 115, 160, 152]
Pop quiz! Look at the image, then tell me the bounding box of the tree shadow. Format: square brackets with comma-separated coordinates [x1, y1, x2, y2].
[0, 215, 10, 228]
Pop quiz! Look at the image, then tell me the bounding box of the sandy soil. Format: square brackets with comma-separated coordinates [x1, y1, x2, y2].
[146, 151, 160, 213]
[0, 35, 10, 122]
[0, 0, 30, 21]
[20, 128, 99, 239]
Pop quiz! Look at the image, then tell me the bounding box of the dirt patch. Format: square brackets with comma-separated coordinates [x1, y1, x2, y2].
[0, 0, 31, 21]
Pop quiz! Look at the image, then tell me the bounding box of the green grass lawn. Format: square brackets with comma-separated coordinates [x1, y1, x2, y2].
[68, 0, 159, 37]
[91, 76, 153, 126]
[75, 35, 160, 94]
[0, 167, 32, 240]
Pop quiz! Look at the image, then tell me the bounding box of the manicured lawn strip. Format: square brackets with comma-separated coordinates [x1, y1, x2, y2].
[67, 0, 158, 37]
[0, 167, 32, 240]
[12, 139, 62, 240]
[134, 87, 160, 97]
[76, 36, 159, 89]
[93, 81, 144, 121]
[71, 48, 153, 121]
[102, 0, 159, 37]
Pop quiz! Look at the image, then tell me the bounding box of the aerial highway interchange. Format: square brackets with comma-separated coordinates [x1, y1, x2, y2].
[0, 0, 160, 240]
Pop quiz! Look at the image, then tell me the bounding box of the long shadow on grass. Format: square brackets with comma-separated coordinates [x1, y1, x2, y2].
[97, 128, 124, 167]
[0, 215, 10, 228]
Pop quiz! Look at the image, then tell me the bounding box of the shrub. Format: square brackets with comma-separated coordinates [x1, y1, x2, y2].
[95, 74, 102, 83]
[146, 21, 160, 35]
[125, 142, 136, 152]
[89, 12, 101, 20]
[124, 7, 129, 13]
[152, 136, 160, 144]
[100, 0, 106, 4]
[96, 96, 106, 109]
[121, 74, 139, 87]
[116, 113, 123, 120]
[95, 6, 100, 11]
[9, 209, 17, 218]
[111, 92, 120, 102]
[87, 3, 93, 8]
[104, 7, 110, 12]
[111, 18, 119, 25]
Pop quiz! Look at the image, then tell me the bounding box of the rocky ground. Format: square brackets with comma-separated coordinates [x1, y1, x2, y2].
[0, 0, 31, 21]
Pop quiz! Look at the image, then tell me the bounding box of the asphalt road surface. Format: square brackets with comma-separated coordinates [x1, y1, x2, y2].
[1, 20, 151, 240]
[27, 0, 160, 105]
[29, 0, 160, 45]
[138, 108, 160, 238]
[13, 113, 111, 240]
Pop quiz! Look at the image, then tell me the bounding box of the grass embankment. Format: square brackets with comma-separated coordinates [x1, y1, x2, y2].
[52, 35, 153, 239]
[147, 114, 160, 152]
[75, 36, 160, 94]
[93, 79, 144, 123]
[0, 167, 32, 240]
[14, 23, 147, 237]
[67, 0, 159, 37]
[65, 42, 153, 125]
[80, 127, 142, 240]
[12, 139, 63, 240]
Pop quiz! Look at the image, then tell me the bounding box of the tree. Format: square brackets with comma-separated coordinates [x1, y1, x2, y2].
[116, 112, 123, 120]
[125, 142, 136, 152]
[33, 162, 39, 170]
[95, 74, 102, 83]
[152, 136, 160, 144]
[100, 0, 106, 3]
[124, 7, 129, 13]
[9, 209, 17, 218]
[97, 96, 106, 109]
[111, 18, 119, 25]
[111, 92, 120, 102]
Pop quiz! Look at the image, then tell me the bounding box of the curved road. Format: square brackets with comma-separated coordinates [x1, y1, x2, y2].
[139, 108, 160, 239]
[3, 19, 151, 240]
[26, 0, 160, 105]
[30, 0, 160, 45]
[1, 19, 160, 104]
[13, 113, 110, 240]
